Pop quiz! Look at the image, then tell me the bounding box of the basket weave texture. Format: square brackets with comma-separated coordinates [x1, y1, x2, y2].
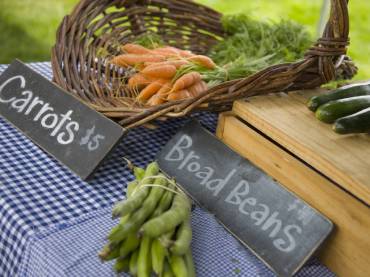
[51, 0, 355, 129]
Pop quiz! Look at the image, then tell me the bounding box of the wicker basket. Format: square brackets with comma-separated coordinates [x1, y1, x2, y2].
[51, 0, 356, 129]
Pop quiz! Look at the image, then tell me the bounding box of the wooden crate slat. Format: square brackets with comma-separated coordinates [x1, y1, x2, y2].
[233, 91, 370, 204]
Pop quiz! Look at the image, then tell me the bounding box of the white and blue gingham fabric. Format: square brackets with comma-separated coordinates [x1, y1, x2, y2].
[0, 63, 334, 277]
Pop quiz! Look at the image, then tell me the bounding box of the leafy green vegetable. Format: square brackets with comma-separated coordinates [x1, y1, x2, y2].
[206, 14, 312, 82]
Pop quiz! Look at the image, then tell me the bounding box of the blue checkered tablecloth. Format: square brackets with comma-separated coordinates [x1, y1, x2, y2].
[0, 62, 334, 277]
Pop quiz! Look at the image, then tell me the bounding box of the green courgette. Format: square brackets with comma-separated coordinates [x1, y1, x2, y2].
[307, 81, 370, 111]
[315, 96, 370, 123]
[333, 107, 370, 134]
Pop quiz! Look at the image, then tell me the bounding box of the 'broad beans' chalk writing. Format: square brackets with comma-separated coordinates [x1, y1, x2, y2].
[165, 134, 303, 253]
[226, 181, 302, 252]
[165, 134, 236, 197]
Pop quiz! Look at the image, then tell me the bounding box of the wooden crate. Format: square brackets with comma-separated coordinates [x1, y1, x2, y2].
[216, 90, 370, 277]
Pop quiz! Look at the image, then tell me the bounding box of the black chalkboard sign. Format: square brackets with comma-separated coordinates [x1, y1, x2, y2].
[0, 60, 125, 179]
[157, 121, 333, 277]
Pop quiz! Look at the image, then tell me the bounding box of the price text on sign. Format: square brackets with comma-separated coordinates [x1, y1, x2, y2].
[0, 60, 125, 179]
[157, 121, 333, 277]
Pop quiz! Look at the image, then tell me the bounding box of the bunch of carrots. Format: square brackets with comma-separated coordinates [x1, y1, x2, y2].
[110, 43, 216, 106]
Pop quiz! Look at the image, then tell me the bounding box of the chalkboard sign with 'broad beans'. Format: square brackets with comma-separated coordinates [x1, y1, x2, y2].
[0, 60, 125, 179]
[157, 121, 333, 277]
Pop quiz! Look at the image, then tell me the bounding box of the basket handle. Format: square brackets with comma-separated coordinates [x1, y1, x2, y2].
[307, 0, 349, 57]
[303, 0, 352, 83]
[326, 0, 349, 39]
[311, 2, 349, 55]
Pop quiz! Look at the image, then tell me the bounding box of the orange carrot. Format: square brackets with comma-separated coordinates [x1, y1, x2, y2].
[167, 89, 192, 101]
[128, 73, 153, 89]
[172, 72, 201, 92]
[187, 82, 199, 97]
[199, 80, 208, 91]
[121, 43, 152, 55]
[157, 81, 172, 96]
[201, 81, 208, 92]
[187, 55, 216, 69]
[144, 60, 189, 69]
[179, 50, 194, 58]
[111, 54, 165, 67]
[167, 59, 190, 68]
[142, 64, 177, 79]
[147, 94, 166, 106]
[137, 79, 167, 101]
[188, 81, 207, 97]
[145, 81, 172, 106]
[152, 46, 181, 57]
[152, 46, 194, 58]
[179, 89, 192, 99]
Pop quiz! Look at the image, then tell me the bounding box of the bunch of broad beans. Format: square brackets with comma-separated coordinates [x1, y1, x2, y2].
[99, 161, 195, 277]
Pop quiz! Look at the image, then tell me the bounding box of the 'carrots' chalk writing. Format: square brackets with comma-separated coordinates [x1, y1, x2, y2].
[0, 75, 79, 145]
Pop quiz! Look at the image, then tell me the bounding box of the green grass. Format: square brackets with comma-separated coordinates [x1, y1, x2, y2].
[0, 0, 77, 62]
[1, 0, 369, 79]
